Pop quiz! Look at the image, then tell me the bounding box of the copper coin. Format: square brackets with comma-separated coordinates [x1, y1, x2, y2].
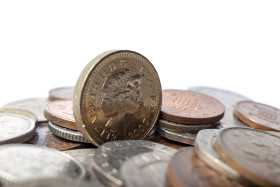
[49, 87, 74, 101]
[167, 147, 244, 187]
[44, 100, 77, 130]
[234, 100, 280, 131]
[26, 123, 84, 151]
[161, 90, 225, 124]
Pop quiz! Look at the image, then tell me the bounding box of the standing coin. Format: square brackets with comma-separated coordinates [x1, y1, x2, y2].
[92, 140, 177, 187]
[0, 113, 36, 144]
[215, 127, 280, 187]
[234, 100, 280, 131]
[44, 100, 77, 130]
[0, 144, 86, 184]
[161, 90, 224, 124]
[167, 147, 244, 187]
[74, 50, 162, 146]
[49, 87, 74, 101]
[2, 98, 50, 123]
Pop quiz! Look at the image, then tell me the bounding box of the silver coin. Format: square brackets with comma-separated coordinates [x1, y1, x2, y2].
[2, 98, 50, 123]
[0, 108, 38, 127]
[92, 140, 177, 187]
[219, 106, 250, 129]
[48, 121, 90, 143]
[0, 113, 36, 144]
[156, 126, 196, 145]
[120, 152, 171, 187]
[49, 87, 74, 101]
[0, 144, 86, 184]
[63, 149, 105, 187]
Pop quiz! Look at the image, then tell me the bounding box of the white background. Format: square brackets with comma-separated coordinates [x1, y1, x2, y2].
[0, 1, 279, 108]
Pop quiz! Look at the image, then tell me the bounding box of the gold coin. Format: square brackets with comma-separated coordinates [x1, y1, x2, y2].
[74, 50, 162, 146]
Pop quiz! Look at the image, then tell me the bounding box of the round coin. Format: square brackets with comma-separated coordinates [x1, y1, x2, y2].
[0, 108, 38, 127]
[161, 90, 225, 124]
[0, 113, 36, 144]
[215, 127, 280, 187]
[156, 126, 196, 145]
[48, 121, 90, 143]
[49, 87, 74, 101]
[234, 100, 280, 131]
[158, 119, 218, 133]
[2, 98, 50, 123]
[92, 140, 177, 187]
[74, 50, 162, 146]
[167, 147, 244, 187]
[218, 106, 249, 129]
[44, 100, 77, 130]
[0, 144, 86, 184]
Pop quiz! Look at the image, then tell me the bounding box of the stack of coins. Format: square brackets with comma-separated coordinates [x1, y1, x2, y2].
[156, 89, 225, 145]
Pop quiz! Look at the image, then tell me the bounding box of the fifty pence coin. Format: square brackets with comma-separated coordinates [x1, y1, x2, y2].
[234, 100, 280, 131]
[92, 140, 177, 187]
[156, 126, 196, 145]
[48, 121, 90, 143]
[2, 98, 50, 123]
[44, 100, 77, 130]
[0, 113, 36, 144]
[0, 144, 86, 184]
[49, 87, 74, 101]
[161, 90, 224, 124]
[120, 152, 171, 187]
[0, 108, 38, 127]
[215, 127, 280, 187]
[74, 50, 162, 146]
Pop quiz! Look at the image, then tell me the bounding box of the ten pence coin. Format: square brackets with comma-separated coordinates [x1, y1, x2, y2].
[49, 87, 74, 101]
[74, 50, 162, 146]
[234, 100, 280, 131]
[161, 90, 225, 124]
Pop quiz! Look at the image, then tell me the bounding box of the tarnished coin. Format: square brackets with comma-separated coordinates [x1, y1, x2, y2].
[44, 100, 77, 130]
[2, 98, 50, 123]
[194, 129, 242, 180]
[0, 113, 35, 144]
[158, 119, 218, 133]
[234, 100, 280, 131]
[167, 147, 244, 187]
[92, 140, 177, 187]
[74, 50, 162, 146]
[0, 108, 38, 127]
[156, 126, 196, 145]
[145, 133, 186, 150]
[27, 123, 84, 151]
[48, 121, 90, 143]
[0, 144, 86, 184]
[215, 127, 280, 187]
[49, 87, 74, 101]
[120, 152, 171, 187]
[161, 90, 225, 124]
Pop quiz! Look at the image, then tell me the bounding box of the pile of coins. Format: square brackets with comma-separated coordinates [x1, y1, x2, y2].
[0, 49, 280, 187]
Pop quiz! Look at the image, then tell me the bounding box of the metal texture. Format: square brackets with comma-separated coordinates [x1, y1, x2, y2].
[0, 108, 38, 127]
[49, 87, 74, 101]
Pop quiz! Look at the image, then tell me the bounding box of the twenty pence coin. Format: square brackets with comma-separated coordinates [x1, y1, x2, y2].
[74, 50, 162, 146]
[49, 87, 74, 101]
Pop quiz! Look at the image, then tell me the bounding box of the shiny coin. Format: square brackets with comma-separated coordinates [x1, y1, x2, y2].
[158, 119, 218, 133]
[27, 123, 84, 151]
[92, 140, 177, 187]
[234, 100, 280, 131]
[2, 98, 50, 123]
[74, 50, 162, 146]
[215, 127, 280, 187]
[0, 144, 86, 184]
[156, 126, 196, 145]
[0, 108, 38, 127]
[44, 100, 77, 130]
[167, 147, 244, 187]
[161, 90, 224, 124]
[49, 87, 74, 101]
[145, 133, 186, 150]
[0, 113, 35, 144]
[120, 152, 171, 187]
[48, 121, 90, 143]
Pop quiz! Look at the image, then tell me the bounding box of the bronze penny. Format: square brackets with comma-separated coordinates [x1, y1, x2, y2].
[49, 87, 74, 101]
[26, 123, 84, 151]
[167, 147, 245, 187]
[234, 100, 280, 132]
[44, 100, 77, 130]
[74, 50, 162, 146]
[161, 90, 225, 124]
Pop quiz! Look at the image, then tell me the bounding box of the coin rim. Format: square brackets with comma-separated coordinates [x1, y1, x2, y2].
[0, 108, 38, 127]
